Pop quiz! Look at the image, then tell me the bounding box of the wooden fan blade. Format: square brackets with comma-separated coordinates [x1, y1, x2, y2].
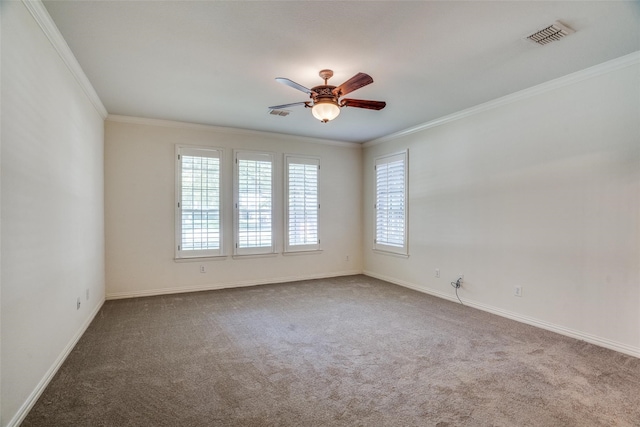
[340, 99, 386, 110]
[275, 77, 314, 95]
[268, 102, 309, 109]
[333, 73, 373, 96]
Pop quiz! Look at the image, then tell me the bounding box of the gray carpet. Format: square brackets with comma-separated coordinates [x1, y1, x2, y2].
[23, 275, 640, 426]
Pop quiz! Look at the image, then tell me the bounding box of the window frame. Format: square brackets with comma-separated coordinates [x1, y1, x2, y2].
[175, 145, 224, 259]
[234, 150, 276, 256]
[374, 150, 409, 256]
[284, 154, 321, 253]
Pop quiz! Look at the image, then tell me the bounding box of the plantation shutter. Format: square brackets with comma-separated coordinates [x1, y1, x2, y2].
[176, 147, 222, 258]
[285, 156, 320, 252]
[235, 151, 274, 255]
[374, 152, 408, 255]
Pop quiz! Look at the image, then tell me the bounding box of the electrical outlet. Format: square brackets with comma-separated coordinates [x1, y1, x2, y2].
[86, 288, 90, 301]
[514, 286, 523, 297]
[200, 265, 206, 273]
[435, 269, 440, 278]
[345, 255, 350, 262]
[77, 297, 81, 310]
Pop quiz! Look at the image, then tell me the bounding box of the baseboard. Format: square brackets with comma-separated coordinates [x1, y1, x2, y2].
[7, 299, 105, 427]
[363, 270, 640, 360]
[106, 270, 363, 300]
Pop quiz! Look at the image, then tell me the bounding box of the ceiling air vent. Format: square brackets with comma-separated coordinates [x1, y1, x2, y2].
[526, 21, 575, 45]
[269, 109, 290, 117]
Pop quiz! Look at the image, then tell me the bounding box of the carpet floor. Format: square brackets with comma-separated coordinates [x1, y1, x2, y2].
[23, 275, 640, 426]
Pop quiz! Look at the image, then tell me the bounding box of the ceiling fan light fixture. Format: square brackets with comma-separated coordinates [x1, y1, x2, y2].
[311, 99, 340, 123]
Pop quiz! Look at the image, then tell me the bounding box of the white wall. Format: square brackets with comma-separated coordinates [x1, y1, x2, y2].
[105, 117, 362, 298]
[363, 58, 640, 357]
[0, 2, 105, 426]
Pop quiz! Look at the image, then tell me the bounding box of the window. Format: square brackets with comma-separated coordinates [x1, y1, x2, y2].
[285, 155, 320, 252]
[176, 146, 222, 258]
[234, 151, 274, 255]
[374, 151, 408, 255]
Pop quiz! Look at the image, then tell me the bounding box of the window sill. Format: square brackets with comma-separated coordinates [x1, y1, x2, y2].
[282, 249, 323, 256]
[372, 249, 409, 259]
[232, 253, 278, 260]
[174, 255, 228, 262]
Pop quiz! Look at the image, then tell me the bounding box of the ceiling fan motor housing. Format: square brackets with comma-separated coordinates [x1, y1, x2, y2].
[311, 85, 338, 104]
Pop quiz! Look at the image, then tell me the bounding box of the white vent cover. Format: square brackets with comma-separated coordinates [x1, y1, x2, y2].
[269, 109, 290, 117]
[526, 21, 575, 45]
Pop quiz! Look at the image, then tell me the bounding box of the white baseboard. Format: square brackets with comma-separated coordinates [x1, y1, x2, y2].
[363, 270, 640, 360]
[106, 270, 363, 300]
[7, 299, 105, 427]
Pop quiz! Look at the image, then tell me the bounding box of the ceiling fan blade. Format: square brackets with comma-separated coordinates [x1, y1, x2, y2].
[268, 101, 309, 109]
[340, 99, 386, 110]
[275, 77, 314, 95]
[333, 73, 374, 96]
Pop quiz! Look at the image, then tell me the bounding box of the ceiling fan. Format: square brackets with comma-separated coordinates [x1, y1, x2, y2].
[269, 69, 386, 123]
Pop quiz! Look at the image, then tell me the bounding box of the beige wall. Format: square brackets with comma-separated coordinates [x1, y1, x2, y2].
[363, 60, 640, 357]
[1, 2, 105, 426]
[104, 118, 363, 298]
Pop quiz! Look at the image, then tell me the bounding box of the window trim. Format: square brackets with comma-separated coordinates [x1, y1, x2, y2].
[233, 150, 276, 256]
[373, 150, 409, 256]
[175, 145, 224, 259]
[284, 154, 321, 253]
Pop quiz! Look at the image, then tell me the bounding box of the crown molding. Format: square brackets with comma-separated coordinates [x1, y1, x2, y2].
[364, 50, 640, 148]
[106, 114, 360, 148]
[22, 0, 108, 119]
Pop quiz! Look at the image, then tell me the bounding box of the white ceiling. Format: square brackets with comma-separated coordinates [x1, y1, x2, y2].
[43, 1, 640, 144]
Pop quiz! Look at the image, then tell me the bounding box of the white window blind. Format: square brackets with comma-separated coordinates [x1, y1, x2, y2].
[374, 151, 408, 255]
[235, 151, 274, 255]
[285, 156, 320, 252]
[176, 146, 222, 258]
